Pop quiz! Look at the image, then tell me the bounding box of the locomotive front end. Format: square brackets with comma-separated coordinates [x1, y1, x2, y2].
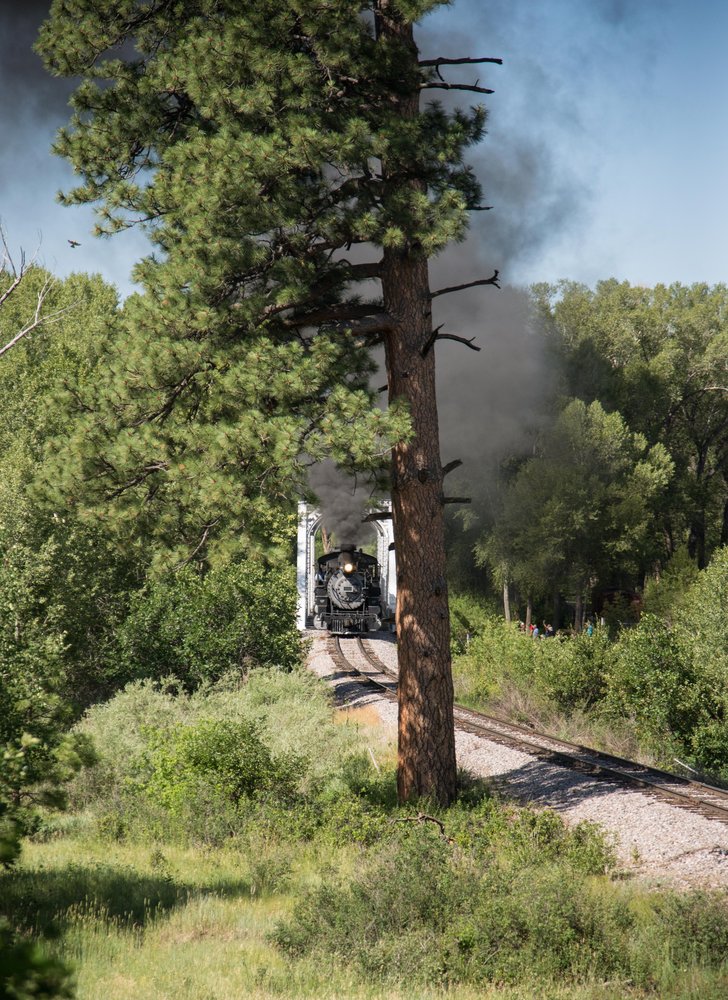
[313, 546, 383, 633]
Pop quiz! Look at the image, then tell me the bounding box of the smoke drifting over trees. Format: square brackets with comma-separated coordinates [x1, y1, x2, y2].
[0, 4, 76, 127]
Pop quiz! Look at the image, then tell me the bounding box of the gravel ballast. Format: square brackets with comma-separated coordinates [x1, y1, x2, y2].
[306, 633, 728, 890]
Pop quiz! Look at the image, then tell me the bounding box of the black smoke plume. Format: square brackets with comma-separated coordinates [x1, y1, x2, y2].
[307, 460, 376, 551]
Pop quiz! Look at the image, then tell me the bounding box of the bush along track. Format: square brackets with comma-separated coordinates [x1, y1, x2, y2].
[2, 669, 728, 998]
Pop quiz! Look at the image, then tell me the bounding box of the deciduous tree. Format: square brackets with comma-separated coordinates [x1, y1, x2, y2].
[479, 400, 673, 626]
[535, 280, 728, 567]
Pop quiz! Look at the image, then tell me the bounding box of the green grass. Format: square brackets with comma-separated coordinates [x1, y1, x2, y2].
[6, 669, 728, 999]
[2, 837, 571, 1000]
[4, 819, 728, 1000]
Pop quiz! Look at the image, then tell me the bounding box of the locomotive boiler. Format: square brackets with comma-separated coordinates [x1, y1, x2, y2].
[312, 545, 383, 633]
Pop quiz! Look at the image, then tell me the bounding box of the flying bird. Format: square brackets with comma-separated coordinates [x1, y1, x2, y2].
[67, 239, 80, 248]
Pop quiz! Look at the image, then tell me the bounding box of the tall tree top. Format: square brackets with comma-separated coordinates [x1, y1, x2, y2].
[36, 0, 496, 566]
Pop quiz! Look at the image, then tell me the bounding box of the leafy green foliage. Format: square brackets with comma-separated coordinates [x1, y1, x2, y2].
[274, 799, 728, 992]
[455, 551, 728, 778]
[479, 399, 673, 608]
[6, 622, 728, 998]
[274, 806, 624, 988]
[67, 668, 388, 845]
[535, 279, 728, 569]
[600, 552, 728, 774]
[141, 719, 301, 815]
[0, 919, 74, 1000]
[642, 545, 700, 621]
[0, 267, 142, 711]
[466, 279, 728, 619]
[604, 616, 704, 756]
[114, 561, 301, 688]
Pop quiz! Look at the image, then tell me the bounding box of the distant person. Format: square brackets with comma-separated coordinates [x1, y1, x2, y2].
[532, 624, 540, 639]
[586, 621, 594, 636]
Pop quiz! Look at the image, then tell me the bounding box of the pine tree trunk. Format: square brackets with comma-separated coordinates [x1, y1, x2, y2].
[376, 3, 457, 806]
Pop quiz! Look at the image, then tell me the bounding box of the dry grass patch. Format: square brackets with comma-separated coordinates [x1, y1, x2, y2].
[334, 704, 386, 728]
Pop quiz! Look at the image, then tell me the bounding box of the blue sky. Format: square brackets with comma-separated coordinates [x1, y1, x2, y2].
[1, 0, 727, 299]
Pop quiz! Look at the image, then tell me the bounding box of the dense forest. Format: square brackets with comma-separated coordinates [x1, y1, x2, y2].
[449, 279, 728, 630]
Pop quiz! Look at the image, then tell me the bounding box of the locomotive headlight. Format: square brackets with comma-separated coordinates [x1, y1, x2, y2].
[343, 561, 355, 574]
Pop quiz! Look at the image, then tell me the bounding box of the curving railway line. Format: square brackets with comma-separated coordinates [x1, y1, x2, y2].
[327, 634, 728, 828]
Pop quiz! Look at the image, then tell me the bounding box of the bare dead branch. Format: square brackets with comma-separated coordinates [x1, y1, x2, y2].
[335, 315, 394, 338]
[442, 459, 463, 477]
[284, 302, 390, 328]
[173, 519, 221, 569]
[363, 510, 393, 522]
[419, 57, 503, 67]
[0, 272, 24, 311]
[442, 497, 471, 505]
[421, 323, 444, 358]
[391, 812, 453, 842]
[0, 274, 74, 358]
[261, 262, 383, 320]
[0, 227, 77, 357]
[437, 333, 481, 352]
[421, 81, 494, 95]
[430, 270, 500, 298]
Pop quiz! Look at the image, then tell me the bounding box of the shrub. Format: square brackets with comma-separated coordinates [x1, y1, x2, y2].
[532, 627, 612, 711]
[141, 718, 302, 814]
[274, 807, 728, 992]
[452, 616, 538, 706]
[67, 669, 387, 843]
[452, 614, 612, 715]
[115, 560, 301, 688]
[273, 813, 624, 987]
[642, 545, 700, 622]
[605, 615, 710, 765]
[0, 919, 74, 1000]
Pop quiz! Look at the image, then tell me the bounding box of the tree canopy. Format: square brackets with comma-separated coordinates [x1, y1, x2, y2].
[37, 0, 487, 567]
[536, 280, 728, 567]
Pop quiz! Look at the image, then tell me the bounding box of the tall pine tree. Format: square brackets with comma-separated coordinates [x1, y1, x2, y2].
[38, 0, 498, 804]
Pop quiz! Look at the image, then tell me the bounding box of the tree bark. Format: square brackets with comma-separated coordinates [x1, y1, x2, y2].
[503, 578, 511, 623]
[376, 4, 457, 806]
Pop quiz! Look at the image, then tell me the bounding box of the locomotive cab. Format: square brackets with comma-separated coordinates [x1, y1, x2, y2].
[313, 544, 383, 633]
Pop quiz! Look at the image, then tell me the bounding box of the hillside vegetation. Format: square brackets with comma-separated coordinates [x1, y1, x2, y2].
[4, 665, 728, 999]
[451, 546, 728, 781]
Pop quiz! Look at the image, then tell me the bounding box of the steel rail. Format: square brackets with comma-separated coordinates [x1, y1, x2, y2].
[326, 635, 728, 826]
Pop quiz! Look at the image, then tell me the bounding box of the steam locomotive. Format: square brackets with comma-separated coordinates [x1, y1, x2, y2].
[312, 545, 384, 633]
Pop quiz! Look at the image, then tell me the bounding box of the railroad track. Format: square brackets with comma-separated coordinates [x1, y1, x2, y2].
[328, 634, 728, 826]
